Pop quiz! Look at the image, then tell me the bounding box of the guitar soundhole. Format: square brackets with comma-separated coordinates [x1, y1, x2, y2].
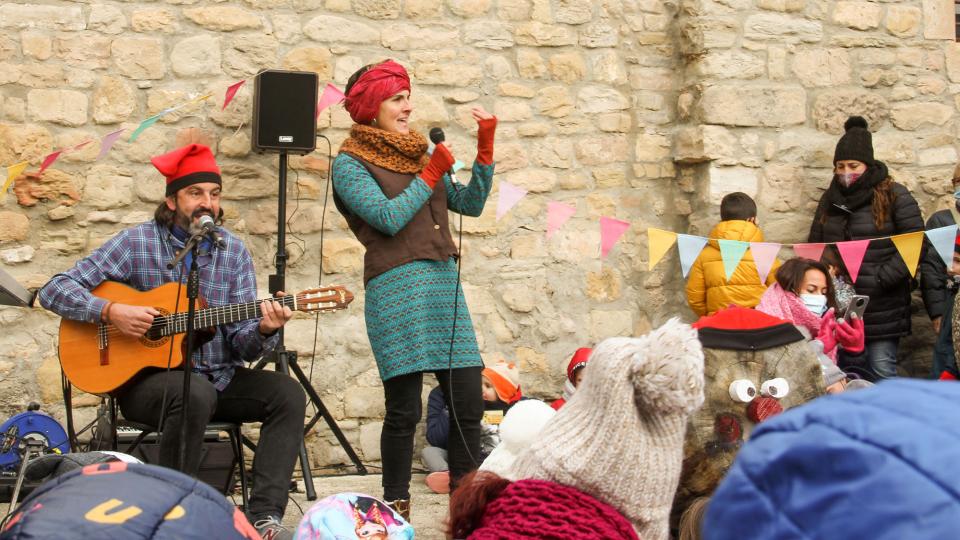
[140, 307, 171, 348]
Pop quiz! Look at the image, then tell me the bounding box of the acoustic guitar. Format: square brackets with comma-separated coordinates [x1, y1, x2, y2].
[58, 281, 354, 395]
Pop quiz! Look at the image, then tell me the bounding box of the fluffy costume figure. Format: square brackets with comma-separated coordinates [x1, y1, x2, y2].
[479, 399, 557, 479]
[510, 319, 705, 540]
[672, 307, 825, 529]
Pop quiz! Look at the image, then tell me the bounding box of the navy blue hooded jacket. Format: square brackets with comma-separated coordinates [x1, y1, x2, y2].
[705, 379, 960, 540]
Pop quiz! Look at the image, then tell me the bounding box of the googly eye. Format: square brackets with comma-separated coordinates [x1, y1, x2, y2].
[729, 379, 757, 403]
[761, 378, 790, 399]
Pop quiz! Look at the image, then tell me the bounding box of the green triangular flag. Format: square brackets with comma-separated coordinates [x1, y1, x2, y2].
[718, 239, 750, 281]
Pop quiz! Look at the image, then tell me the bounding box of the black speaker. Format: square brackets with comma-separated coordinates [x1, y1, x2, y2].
[252, 69, 318, 154]
[127, 436, 238, 495]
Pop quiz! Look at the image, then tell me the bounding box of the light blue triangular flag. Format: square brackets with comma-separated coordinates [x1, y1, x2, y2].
[925, 224, 959, 268]
[452, 160, 465, 173]
[677, 234, 709, 278]
[129, 115, 161, 143]
[718, 239, 750, 281]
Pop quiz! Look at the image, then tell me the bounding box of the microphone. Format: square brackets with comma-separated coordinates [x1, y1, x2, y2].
[429, 127, 445, 145]
[197, 214, 225, 248]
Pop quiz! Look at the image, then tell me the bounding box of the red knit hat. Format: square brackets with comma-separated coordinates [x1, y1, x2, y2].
[151, 144, 221, 196]
[566, 348, 592, 383]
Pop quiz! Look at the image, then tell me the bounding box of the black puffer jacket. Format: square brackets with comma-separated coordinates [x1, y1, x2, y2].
[920, 208, 955, 319]
[809, 177, 924, 339]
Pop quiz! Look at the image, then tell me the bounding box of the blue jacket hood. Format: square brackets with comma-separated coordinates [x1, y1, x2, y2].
[705, 379, 960, 540]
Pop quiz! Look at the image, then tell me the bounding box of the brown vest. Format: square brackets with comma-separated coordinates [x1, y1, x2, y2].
[334, 153, 459, 284]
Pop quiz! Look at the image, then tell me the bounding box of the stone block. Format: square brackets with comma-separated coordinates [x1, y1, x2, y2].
[18, 64, 65, 88]
[352, 0, 402, 19]
[923, 0, 955, 40]
[497, 0, 531, 21]
[414, 63, 482, 86]
[514, 346, 548, 375]
[271, 13, 302, 43]
[514, 22, 577, 47]
[303, 15, 378, 43]
[635, 132, 671, 162]
[88, 4, 126, 35]
[577, 86, 628, 114]
[918, 146, 958, 167]
[92, 76, 135, 125]
[131, 9, 179, 34]
[580, 22, 619, 48]
[321, 237, 364, 274]
[885, 5, 921, 38]
[699, 85, 806, 127]
[530, 137, 574, 169]
[517, 49, 547, 79]
[708, 166, 759, 199]
[495, 100, 533, 122]
[169, 35, 222, 78]
[503, 168, 556, 193]
[590, 310, 633, 341]
[791, 49, 851, 88]
[946, 43, 960, 83]
[693, 50, 765, 80]
[184, 6, 261, 31]
[628, 67, 673, 91]
[832, 1, 882, 30]
[112, 37, 165, 79]
[344, 386, 385, 418]
[509, 234, 547, 259]
[21, 32, 51, 60]
[0, 4, 84, 31]
[811, 90, 889, 134]
[674, 125, 738, 164]
[534, 86, 574, 118]
[449, 0, 492, 17]
[464, 21, 514, 50]
[405, 0, 444, 18]
[586, 267, 622, 302]
[0, 246, 34, 264]
[27, 89, 87, 127]
[381, 23, 459, 51]
[84, 165, 133, 209]
[223, 34, 278, 78]
[575, 134, 628, 166]
[281, 46, 332, 78]
[744, 13, 823, 43]
[890, 102, 953, 131]
[589, 50, 627, 84]
[0, 212, 29, 242]
[502, 283, 537, 313]
[757, 0, 804, 12]
[548, 52, 586, 83]
[499, 82, 535, 98]
[54, 34, 112, 70]
[359, 421, 383, 461]
[555, 0, 592, 24]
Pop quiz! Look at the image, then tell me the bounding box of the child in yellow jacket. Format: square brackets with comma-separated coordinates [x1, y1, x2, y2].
[686, 192, 779, 316]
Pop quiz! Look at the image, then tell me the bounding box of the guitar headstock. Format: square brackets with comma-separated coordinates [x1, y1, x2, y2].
[295, 286, 355, 313]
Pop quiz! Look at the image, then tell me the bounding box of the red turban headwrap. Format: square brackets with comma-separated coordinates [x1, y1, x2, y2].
[344, 60, 411, 125]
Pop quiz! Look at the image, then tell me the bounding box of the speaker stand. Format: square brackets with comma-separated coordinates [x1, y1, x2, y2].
[262, 153, 366, 501]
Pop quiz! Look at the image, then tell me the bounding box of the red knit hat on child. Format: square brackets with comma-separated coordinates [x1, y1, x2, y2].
[483, 362, 522, 404]
[566, 348, 592, 383]
[151, 144, 221, 197]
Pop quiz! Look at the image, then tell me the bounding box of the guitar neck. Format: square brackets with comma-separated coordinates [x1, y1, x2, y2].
[158, 295, 297, 337]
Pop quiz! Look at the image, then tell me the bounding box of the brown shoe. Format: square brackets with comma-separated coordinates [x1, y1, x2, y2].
[386, 498, 410, 522]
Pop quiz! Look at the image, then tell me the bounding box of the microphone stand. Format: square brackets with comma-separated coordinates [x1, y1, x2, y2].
[166, 230, 206, 473]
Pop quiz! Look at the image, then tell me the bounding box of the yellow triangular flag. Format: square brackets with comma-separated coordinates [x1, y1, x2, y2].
[648, 228, 678, 270]
[1, 161, 28, 200]
[891, 231, 925, 277]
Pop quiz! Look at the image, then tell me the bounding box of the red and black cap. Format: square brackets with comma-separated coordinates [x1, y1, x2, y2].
[151, 144, 221, 197]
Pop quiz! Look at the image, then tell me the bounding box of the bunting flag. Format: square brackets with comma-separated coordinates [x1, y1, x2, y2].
[72, 140, 92, 152]
[600, 217, 631, 258]
[2, 161, 28, 200]
[496, 181, 527, 220]
[792, 242, 826, 261]
[677, 234, 709, 277]
[222, 81, 246, 110]
[38, 151, 62, 174]
[647, 228, 677, 269]
[129, 115, 161, 143]
[452, 160, 465, 173]
[546, 201, 576, 240]
[718, 239, 750, 281]
[316, 83, 345, 118]
[750, 242, 781, 284]
[925, 225, 959, 268]
[97, 129, 125, 161]
[891, 231, 925, 278]
[835, 239, 871, 283]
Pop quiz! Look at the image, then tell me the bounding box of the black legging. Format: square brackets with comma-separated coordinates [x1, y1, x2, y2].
[381, 366, 483, 501]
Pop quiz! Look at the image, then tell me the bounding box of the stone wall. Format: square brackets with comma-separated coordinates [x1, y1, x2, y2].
[0, 0, 955, 468]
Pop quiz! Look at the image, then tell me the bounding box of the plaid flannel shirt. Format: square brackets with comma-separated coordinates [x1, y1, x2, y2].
[39, 220, 277, 390]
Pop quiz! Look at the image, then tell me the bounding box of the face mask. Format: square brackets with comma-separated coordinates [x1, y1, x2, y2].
[839, 172, 861, 187]
[800, 293, 827, 316]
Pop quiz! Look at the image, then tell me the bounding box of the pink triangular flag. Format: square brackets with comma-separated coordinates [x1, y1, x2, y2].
[750, 242, 782, 284]
[316, 83, 346, 118]
[496, 181, 527, 220]
[600, 217, 630, 258]
[546, 201, 576, 239]
[38, 151, 62, 174]
[793, 242, 826, 261]
[72, 140, 92, 152]
[836, 239, 871, 283]
[222, 80, 246, 110]
[97, 129, 125, 161]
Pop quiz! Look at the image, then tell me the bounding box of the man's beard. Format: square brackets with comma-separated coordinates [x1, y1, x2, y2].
[174, 207, 214, 231]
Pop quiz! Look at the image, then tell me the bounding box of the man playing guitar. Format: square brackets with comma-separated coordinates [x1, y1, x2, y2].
[39, 143, 301, 540]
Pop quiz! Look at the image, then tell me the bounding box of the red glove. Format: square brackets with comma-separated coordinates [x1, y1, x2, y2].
[476, 117, 497, 165]
[815, 308, 838, 354]
[836, 316, 865, 354]
[419, 143, 455, 189]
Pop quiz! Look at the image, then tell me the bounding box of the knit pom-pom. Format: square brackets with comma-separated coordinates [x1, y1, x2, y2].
[844, 116, 868, 132]
[627, 318, 705, 416]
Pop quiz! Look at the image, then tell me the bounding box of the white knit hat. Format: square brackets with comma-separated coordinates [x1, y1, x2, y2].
[479, 399, 557, 480]
[511, 318, 705, 540]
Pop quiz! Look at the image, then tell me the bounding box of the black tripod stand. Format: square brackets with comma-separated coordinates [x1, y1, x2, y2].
[253, 153, 366, 502]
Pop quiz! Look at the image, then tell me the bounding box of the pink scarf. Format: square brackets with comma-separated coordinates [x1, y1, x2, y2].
[756, 283, 837, 361]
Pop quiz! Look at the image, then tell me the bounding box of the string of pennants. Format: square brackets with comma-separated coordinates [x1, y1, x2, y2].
[1, 80, 348, 201]
[645, 225, 958, 284]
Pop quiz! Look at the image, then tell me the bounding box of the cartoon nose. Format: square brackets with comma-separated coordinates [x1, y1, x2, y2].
[747, 396, 783, 424]
[714, 413, 743, 444]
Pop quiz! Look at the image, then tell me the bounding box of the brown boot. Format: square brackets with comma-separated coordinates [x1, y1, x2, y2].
[386, 498, 410, 522]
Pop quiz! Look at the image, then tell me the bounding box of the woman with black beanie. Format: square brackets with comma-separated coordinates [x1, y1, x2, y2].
[808, 116, 924, 379]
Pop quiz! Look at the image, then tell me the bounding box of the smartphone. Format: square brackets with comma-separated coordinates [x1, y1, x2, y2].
[842, 295, 869, 322]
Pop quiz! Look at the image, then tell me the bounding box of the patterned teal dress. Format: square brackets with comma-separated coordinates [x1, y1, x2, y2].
[332, 154, 494, 380]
